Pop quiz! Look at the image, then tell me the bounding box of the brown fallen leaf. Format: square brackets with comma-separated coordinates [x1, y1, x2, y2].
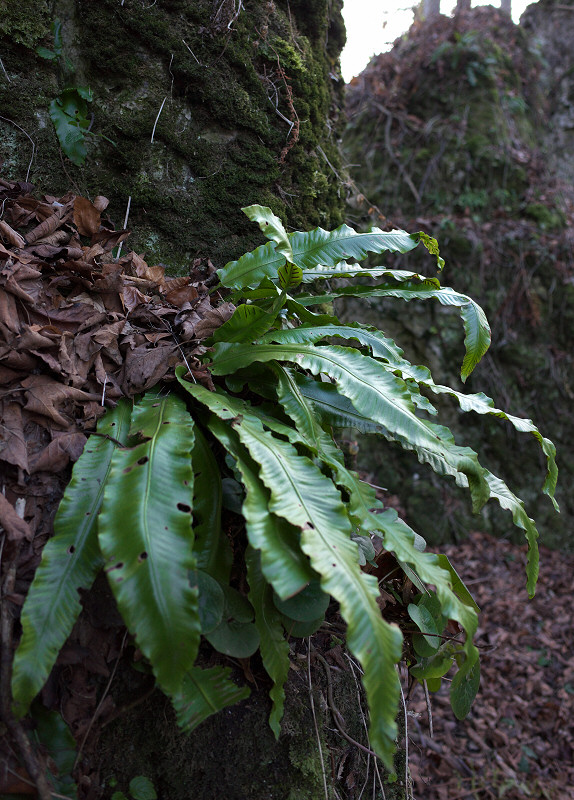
[29, 431, 87, 473]
[73, 195, 102, 237]
[0, 401, 29, 471]
[21, 375, 101, 428]
[0, 492, 32, 540]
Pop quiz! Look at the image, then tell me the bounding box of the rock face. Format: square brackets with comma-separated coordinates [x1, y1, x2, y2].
[342, 4, 573, 550]
[522, 0, 574, 183]
[0, 0, 346, 271]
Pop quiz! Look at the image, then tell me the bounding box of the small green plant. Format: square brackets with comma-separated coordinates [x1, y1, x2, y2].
[10, 207, 557, 769]
[110, 775, 157, 800]
[37, 18, 113, 165]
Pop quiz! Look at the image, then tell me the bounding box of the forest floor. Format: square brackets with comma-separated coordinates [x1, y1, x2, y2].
[407, 530, 574, 800]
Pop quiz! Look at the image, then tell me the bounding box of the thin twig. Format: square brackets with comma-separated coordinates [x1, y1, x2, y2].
[150, 96, 167, 144]
[314, 650, 380, 759]
[114, 195, 131, 261]
[182, 39, 200, 64]
[74, 629, 128, 769]
[345, 654, 386, 800]
[0, 55, 11, 82]
[0, 116, 35, 181]
[423, 679, 433, 738]
[398, 674, 413, 800]
[307, 640, 329, 800]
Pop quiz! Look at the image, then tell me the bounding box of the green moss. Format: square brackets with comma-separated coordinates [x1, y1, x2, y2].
[0, 0, 50, 47]
[524, 203, 566, 229]
[1, 0, 346, 273]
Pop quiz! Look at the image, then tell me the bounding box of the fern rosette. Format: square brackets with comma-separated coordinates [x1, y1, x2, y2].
[11, 205, 558, 769]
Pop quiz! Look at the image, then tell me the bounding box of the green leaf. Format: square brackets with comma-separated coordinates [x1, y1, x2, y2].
[31, 702, 77, 797]
[259, 323, 407, 365]
[295, 282, 491, 380]
[98, 393, 199, 696]
[49, 88, 92, 166]
[242, 204, 293, 261]
[299, 265, 437, 283]
[435, 555, 480, 613]
[172, 665, 250, 732]
[410, 643, 456, 681]
[272, 579, 330, 622]
[289, 225, 420, 269]
[212, 303, 278, 344]
[278, 261, 303, 289]
[190, 570, 225, 634]
[209, 342, 490, 512]
[416, 231, 445, 270]
[189, 425, 232, 582]
[179, 381, 404, 767]
[376, 507, 479, 685]
[11, 401, 132, 716]
[484, 472, 541, 597]
[218, 222, 423, 290]
[423, 384, 558, 509]
[450, 658, 480, 719]
[205, 619, 260, 658]
[408, 603, 440, 650]
[128, 777, 157, 800]
[203, 413, 315, 599]
[36, 46, 58, 59]
[246, 547, 291, 738]
[218, 241, 286, 290]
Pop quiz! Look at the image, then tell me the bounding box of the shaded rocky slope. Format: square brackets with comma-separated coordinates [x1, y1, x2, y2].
[342, 3, 574, 551]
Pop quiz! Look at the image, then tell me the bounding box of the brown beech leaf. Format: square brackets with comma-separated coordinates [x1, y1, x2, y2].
[193, 302, 235, 339]
[93, 195, 109, 212]
[0, 219, 26, 248]
[0, 492, 32, 541]
[121, 284, 151, 313]
[0, 401, 28, 471]
[164, 284, 199, 308]
[22, 375, 100, 428]
[73, 195, 102, 237]
[120, 342, 177, 394]
[0, 287, 20, 333]
[29, 431, 87, 473]
[25, 202, 71, 244]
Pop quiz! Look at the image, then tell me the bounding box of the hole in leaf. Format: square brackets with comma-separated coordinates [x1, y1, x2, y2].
[177, 502, 192, 513]
[67, 545, 76, 554]
[137, 456, 149, 466]
[138, 551, 148, 561]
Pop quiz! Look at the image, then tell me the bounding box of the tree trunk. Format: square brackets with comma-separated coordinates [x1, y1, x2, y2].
[0, 2, 409, 798]
[500, 0, 512, 16]
[0, 0, 346, 272]
[423, 0, 441, 21]
[455, 0, 472, 13]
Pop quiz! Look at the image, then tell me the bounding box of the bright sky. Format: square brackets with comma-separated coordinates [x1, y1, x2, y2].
[341, 1, 534, 82]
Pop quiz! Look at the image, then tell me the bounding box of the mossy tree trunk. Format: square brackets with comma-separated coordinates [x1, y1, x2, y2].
[1, 0, 346, 271]
[1, 3, 409, 798]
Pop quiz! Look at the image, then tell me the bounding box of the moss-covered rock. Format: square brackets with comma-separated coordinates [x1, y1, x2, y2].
[341, 5, 573, 552]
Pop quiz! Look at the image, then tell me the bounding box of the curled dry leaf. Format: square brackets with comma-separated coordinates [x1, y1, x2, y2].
[0, 492, 32, 541]
[0, 219, 26, 248]
[73, 195, 102, 237]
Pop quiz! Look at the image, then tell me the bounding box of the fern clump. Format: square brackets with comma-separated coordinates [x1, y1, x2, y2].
[11, 206, 558, 768]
